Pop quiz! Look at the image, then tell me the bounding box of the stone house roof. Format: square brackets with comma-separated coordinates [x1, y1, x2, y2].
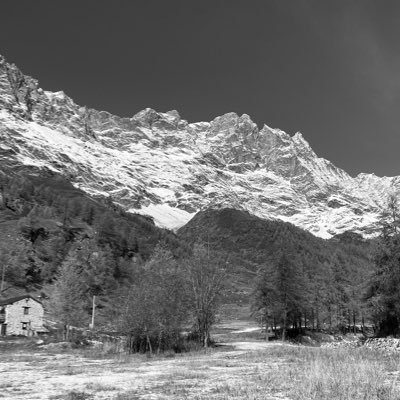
[0, 294, 43, 306]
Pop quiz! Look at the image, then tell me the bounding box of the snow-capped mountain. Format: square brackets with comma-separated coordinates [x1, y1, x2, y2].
[0, 54, 397, 238]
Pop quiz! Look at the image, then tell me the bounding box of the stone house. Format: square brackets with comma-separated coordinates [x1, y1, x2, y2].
[0, 295, 47, 336]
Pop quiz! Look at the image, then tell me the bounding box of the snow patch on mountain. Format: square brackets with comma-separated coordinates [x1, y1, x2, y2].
[0, 54, 398, 238]
[133, 204, 195, 231]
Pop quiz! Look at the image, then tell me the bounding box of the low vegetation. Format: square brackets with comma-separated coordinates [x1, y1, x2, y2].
[2, 340, 400, 399]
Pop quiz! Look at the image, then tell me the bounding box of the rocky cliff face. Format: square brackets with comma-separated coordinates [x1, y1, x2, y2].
[0, 55, 396, 237]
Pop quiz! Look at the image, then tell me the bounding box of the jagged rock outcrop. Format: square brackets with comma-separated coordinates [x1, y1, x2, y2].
[0, 54, 398, 237]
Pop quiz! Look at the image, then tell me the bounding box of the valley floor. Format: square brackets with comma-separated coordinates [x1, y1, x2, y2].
[1, 323, 400, 400]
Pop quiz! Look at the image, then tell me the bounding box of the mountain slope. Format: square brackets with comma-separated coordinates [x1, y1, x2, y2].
[177, 208, 374, 319]
[0, 54, 397, 238]
[0, 169, 186, 293]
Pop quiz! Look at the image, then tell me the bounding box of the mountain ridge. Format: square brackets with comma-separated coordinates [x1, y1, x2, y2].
[0, 54, 396, 238]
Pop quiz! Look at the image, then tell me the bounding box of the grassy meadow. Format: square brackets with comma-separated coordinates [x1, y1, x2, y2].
[1, 336, 400, 400]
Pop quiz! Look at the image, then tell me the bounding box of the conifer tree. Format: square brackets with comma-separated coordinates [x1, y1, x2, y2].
[366, 194, 400, 336]
[50, 255, 88, 339]
[254, 250, 308, 340]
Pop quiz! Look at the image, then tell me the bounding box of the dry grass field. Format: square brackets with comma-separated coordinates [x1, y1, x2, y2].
[1, 325, 400, 400]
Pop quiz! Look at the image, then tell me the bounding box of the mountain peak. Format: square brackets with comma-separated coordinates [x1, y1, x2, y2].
[132, 108, 159, 124]
[0, 55, 395, 238]
[165, 109, 180, 119]
[292, 131, 305, 142]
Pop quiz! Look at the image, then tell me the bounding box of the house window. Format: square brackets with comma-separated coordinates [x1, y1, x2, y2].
[23, 307, 29, 315]
[21, 322, 28, 330]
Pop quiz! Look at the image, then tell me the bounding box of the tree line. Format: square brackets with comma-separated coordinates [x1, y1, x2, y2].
[50, 244, 226, 351]
[3, 172, 400, 349]
[0, 171, 226, 350]
[253, 194, 400, 339]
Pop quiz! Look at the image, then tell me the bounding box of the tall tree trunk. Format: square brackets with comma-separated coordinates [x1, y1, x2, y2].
[312, 309, 315, 330]
[66, 325, 71, 341]
[282, 312, 287, 341]
[0, 264, 6, 294]
[348, 310, 351, 332]
[203, 326, 210, 348]
[316, 307, 320, 331]
[146, 334, 152, 355]
[90, 295, 96, 330]
[304, 310, 307, 330]
[157, 324, 163, 354]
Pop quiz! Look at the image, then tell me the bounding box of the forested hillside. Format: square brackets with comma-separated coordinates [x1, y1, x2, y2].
[178, 208, 376, 333]
[0, 169, 224, 349]
[0, 169, 391, 342]
[0, 168, 186, 293]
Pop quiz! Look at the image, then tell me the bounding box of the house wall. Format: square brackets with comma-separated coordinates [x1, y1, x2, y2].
[4, 298, 44, 336]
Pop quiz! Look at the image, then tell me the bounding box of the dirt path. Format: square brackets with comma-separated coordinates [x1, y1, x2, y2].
[224, 340, 286, 351]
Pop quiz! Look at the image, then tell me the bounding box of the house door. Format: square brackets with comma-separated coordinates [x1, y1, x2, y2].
[0, 324, 6, 336]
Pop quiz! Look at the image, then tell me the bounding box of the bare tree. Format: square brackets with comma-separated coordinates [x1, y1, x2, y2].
[379, 193, 400, 237]
[183, 244, 226, 347]
[117, 246, 189, 353]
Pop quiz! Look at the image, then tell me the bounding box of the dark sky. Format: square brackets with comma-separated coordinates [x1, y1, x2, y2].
[1, 0, 400, 177]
